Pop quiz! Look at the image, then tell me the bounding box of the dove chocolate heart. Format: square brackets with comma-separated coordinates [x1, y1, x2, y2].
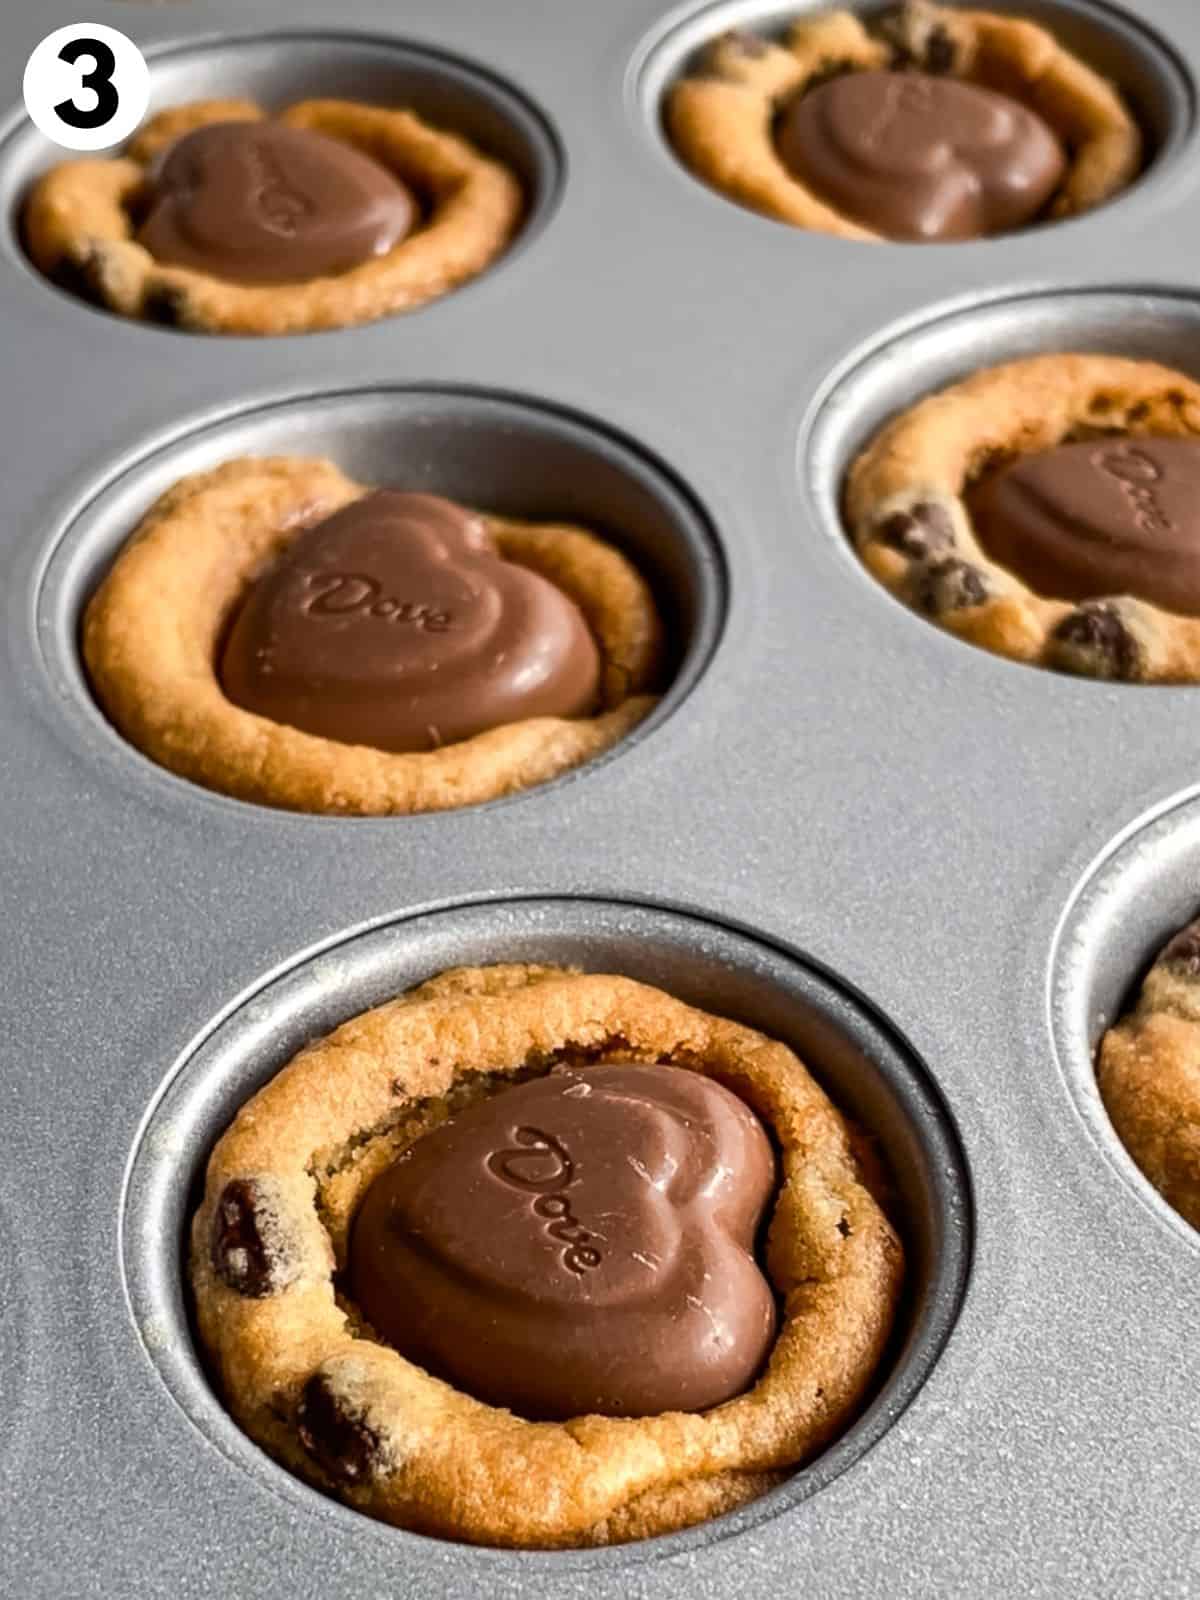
[219, 491, 602, 752]
[776, 71, 1066, 241]
[966, 438, 1200, 615]
[137, 122, 416, 285]
[349, 1063, 778, 1420]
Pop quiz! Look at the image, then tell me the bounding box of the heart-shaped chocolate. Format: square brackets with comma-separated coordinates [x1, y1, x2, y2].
[966, 437, 1200, 615]
[349, 1063, 778, 1420]
[776, 71, 1066, 240]
[219, 491, 602, 753]
[137, 121, 416, 285]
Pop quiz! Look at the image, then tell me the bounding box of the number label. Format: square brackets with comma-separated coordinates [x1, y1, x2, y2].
[53, 38, 120, 132]
[24, 24, 149, 152]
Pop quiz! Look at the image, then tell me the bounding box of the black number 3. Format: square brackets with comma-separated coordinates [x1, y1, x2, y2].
[54, 38, 119, 131]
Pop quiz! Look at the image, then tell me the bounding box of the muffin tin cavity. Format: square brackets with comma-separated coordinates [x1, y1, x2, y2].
[3, 31, 561, 323]
[1052, 794, 1200, 1247]
[805, 287, 1200, 670]
[122, 898, 971, 1558]
[37, 386, 724, 813]
[636, 0, 1191, 230]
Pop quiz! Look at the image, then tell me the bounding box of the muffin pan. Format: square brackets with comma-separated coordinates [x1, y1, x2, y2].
[3, 0, 1200, 1594]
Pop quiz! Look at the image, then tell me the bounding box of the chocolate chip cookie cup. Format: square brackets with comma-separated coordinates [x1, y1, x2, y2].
[1050, 797, 1200, 1246]
[844, 353, 1200, 682]
[1097, 917, 1200, 1232]
[122, 901, 970, 1559]
[83, 458, 665, 814]
[664, 1, 1142, 241]
[41, 388, 722, 818]
[24, 92, 522, 335]
[190, 963, 903, 1548]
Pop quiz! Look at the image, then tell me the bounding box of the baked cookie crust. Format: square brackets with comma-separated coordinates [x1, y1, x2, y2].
[1098, 919, 1200, 1230]
[24, 98, 522, 334]
[845, 353, 1200, 682]
[189, 965, 904, 1549]
[83, 459, 664, 813]
[666, 1, 1141, 238]
[190, 966, 902, 1542]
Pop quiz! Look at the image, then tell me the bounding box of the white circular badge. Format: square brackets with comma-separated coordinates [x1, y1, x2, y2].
[23, 23, 150, 152]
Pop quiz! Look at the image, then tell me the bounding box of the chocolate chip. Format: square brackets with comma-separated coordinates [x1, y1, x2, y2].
[1050, 602, 1140, 681]
[142, 284, 190, 328]
[876, 500, 957, 558]
[911, 557, 990, 615]
[879, 6, 916, 66]
[211, 1178, 278, 1298]
[880, 6, 957, 73]
[51, 250, 107, 308]
[924, 25, 957, 74]
[297, 1374, 382, 1485]
[1161, 921, 1200, 975]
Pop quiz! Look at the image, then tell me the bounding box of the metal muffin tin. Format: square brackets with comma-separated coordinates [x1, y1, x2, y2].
[2, 0, 1199, 1594]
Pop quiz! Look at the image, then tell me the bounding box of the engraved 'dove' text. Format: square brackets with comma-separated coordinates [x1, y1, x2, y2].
[486, 1126, 602, 1275]
[244, 137, 313, 234]
[1092, 444, 1176, 537]
[302, 571, 452, 629]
